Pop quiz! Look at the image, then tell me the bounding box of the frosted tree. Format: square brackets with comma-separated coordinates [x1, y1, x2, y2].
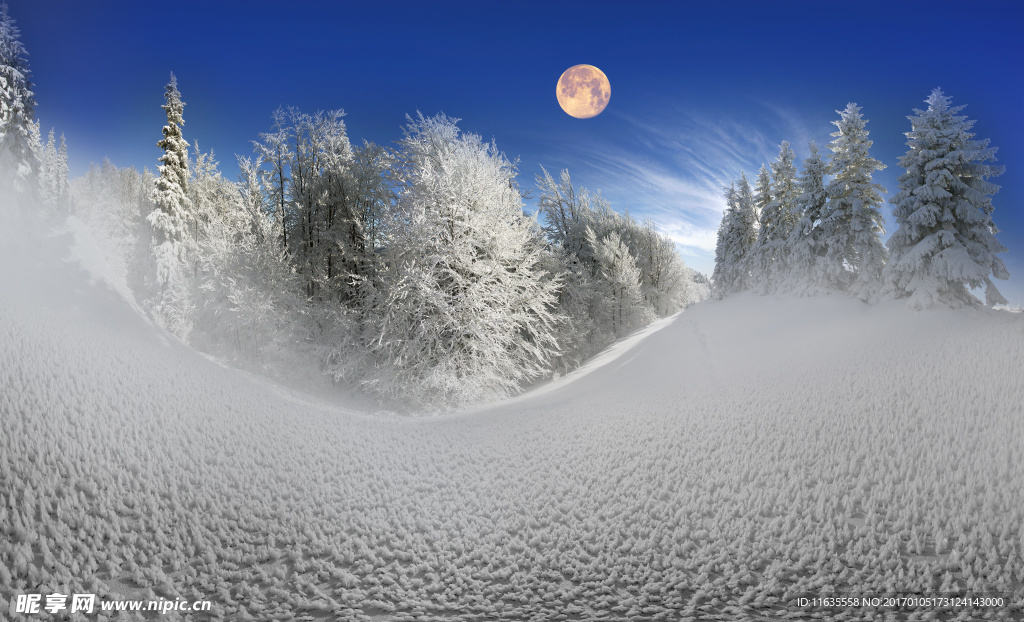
[147, 72, 194, 336]
[190, 154, 305, 362]
[587, 227, 649, 336]
[253, 107, 292, 250]
[348, 140, 395, 274]
[286, 108, 356, 301]
[535, 165, 698, 367]
[0, 3, 39, 203]
[786, 142, 828, 293]
[55, 132, 69, 212]
[712, 184, 739, 298]
[821, 103, 887, 298]
[370, 113, 562, 407]
[534, 167, 614, 365]
[732, 172, 758, 291]
[39, 127, 58, 209]
[747, 164, 773, 290]
[536, 165, 593, 261]
[713, 172, 760, 297]
[758, 141, 799, 292]
[881, 89, 1009, 308]
[635, 218, 696, 314]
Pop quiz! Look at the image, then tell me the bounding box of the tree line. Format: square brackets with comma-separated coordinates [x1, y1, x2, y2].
[134, 75, 705, 407]
[1, 3, 706, 409]
[712, 93, 1009, 308]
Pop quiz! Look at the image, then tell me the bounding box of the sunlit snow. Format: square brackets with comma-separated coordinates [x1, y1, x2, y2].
[2, 221, 1022, 620]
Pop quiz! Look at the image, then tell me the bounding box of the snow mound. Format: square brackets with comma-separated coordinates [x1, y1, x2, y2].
[2, 226, 1023, 620]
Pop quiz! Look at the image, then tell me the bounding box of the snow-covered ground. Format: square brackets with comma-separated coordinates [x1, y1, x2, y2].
[2, 223, 1022, 620]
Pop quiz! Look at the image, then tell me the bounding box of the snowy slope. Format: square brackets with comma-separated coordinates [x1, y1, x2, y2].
[2, 223, 1023, 621]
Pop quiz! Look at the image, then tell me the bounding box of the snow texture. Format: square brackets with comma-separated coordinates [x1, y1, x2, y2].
[2, 219, 1023, 621]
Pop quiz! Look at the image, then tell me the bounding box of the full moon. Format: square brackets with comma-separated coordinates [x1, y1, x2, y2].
[556, 64, 611, 119]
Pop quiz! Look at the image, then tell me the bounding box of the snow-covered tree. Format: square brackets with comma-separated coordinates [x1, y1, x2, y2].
[535, 164, 700, 368]
[733, 172, 758, 290]
[712, 184, 741, 298]
[253, 107, 292, 250]
[712, 181, 745, 297]
[820, 103, 887, 299]
[746, 164, 772, 290]
[147, 72, 194, 336]
[69, 160, 158, 306]
[286, 108, 356, 301]
[0, 3, 39, 203]
[713, 172, 760, 298]
[587, 227, 649, 336]
[690, 271, 711, 301]
[252, 107, 379, 308]
[347, 140, 395, 273]
[190, 154, 305, 363]
[534, 167, 617, 365]
[536, 165, 594, 262]
[786, 142, 828, 293]
[369, 113, 562, 407]
[881, 89, 1009, 308]
[55, 132, 69, 213]
[39, 127, 57, 209]
[635, 217, 696, 314]
[754, 142, 799, 292]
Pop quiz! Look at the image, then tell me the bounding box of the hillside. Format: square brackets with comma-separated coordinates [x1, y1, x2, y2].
[2, 222, 1022, 620]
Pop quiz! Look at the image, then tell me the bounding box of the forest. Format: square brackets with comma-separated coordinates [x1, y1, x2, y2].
[711, 95, 1009, 310]
[2, 2, 1013, 410]
[4, 13, 707, 409]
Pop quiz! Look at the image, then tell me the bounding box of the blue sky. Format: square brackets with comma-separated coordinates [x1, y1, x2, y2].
[11, 0, 1024, 303]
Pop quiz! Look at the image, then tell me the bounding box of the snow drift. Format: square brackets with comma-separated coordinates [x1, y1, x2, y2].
[2, 220, 1022, 620]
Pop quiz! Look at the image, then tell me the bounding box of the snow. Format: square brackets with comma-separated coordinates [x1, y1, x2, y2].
[2, 221, 1022, 620]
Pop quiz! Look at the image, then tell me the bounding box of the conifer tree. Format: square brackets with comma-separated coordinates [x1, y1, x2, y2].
[712, 172, 759, 298]
[787, 142, 828, 293]
[732, 172, 758, 291]
[758, 141, 799, 292]
[39, 127, 57, 209]
[56, 132, 69, 213]
[748, 164, 773, 290]
[0, 3, 39, 202]
[821, 103, 887, 298]
[147, 73, 194, 336]
[881, 89, 1009, 308]
[712, 183, 739, 298]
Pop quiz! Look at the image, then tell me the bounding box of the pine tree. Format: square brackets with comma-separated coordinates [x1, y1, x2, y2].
[713, 171, 762, 298]
[759, 141, 799, 292]
[712, 183, 739, 298]
[881, 89, 1009, 308]
[39, 127, 58, 209]
[56, 132, 69, 213]
[821, 103, 887, 298]
[0, 3, 39, 202]
[733, 172, 758, 291]
[748, 163, 773, 290]
[786, 142, 828, 293]
[147, 72, 194, 336]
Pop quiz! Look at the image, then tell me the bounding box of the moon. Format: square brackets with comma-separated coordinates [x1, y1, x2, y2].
[556, 64, 611, 119]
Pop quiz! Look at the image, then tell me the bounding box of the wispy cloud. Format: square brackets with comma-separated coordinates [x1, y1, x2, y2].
[532, 101, 820, 274]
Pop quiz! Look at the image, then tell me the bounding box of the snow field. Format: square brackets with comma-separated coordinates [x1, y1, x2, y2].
[2, 246, 1023, 620]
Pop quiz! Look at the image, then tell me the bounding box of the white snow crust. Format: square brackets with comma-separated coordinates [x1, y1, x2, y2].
[2, 223, 1022, 620]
